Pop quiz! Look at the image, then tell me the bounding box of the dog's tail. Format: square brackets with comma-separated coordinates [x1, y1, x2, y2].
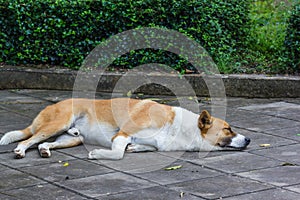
[0, 126, 33, 145]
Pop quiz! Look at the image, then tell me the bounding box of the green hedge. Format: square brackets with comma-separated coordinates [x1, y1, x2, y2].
[285, 3, 300, 72]
[0, 0, 250, 71]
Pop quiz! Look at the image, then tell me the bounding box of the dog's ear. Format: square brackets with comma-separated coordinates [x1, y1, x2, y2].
[198, 110, 212, 130]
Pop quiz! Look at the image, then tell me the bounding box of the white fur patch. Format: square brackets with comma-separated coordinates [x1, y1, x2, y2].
[229, 134, 247, 148]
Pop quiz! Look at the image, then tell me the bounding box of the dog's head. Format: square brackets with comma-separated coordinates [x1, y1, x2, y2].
[198, 110, 250, 150]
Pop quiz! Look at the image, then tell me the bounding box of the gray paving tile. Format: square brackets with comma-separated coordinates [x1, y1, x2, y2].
[239, 101, 298, 111]
[223, 188, 300, 200]
[1, 90, 300, 199]
[14, 89, 73, 102]
[169, 175, 271, 199]
[0, 168, 45, 191]
[0, 150, 76, 168]
[0, 101, 51, 118]
[100, 186, 204, 200]
[0, 142, 17, 153]
[15, 89, 121, 102]
[226, 98, 277, 108]
[263, 126, 300, 142]
[158, 150, 245, 161]
[285, 98, 300, 104]
[22, 159, 113, 182]
[231, 115, 300, 132]
[2, 183, 88, 200]
[238, 166, 300, 187]
[238, 101, 300, 122]
[0, 112, 31, 126]
[285, 184, 300, 194]
[91, 151, 179, 173]
[251, 143, 300, 165]
[224, 108, 266, 124]
[0, 90, 35, 102]
[57, 144, 91, 159]
[135, 161, 222, 185]
[57, 172, 158, 198]
[0, 192, 14, 200]
[190, 152, 280, 173]
[0, 163, 10, 173]
[232, 127, 296, 151]
[0, 123, 31, 134]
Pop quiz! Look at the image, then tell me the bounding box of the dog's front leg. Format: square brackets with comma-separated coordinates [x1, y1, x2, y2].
[88, 135, 130, 160]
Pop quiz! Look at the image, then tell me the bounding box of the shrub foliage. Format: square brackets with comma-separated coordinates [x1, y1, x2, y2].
[0, 0, 250, 72]
[285, 3, 300, 72]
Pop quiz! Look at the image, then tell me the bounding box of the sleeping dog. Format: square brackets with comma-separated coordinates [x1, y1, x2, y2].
[0, 98, 250, 159]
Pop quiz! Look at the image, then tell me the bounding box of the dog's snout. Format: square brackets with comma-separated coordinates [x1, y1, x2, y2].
[244, 137, 251, 146]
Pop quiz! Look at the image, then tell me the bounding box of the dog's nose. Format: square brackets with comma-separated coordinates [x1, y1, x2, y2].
[245, 137, 251, 146]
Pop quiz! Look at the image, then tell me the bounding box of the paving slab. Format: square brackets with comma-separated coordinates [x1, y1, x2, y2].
[0, 101, 51, 119]
[239, 101, 300, 122]
[1, 183, 88, 200]
[231, 127, 297, 151]
[251, 143, 300, 165]
[225, 98, 278, 108]
[0, 90, 36, 102]
[0, 168, 45, 191]
[0, 142, 17, 154]
[158, 150, 245, 161]
[1, 89, 300, 199]
[90, 151, 180, 174]
[0, 123, 31, 134]
[238, 166, 300, 187]
[168, 175, 272, 199]
[100, 186, 205, 200]
[21, 159, 114, 182]
[13, 89, 74, 102]
[231, 115, 300, 132]
[135, 160, 222, 185]
[222, 188, 300, 200]
[190, 152, 280, 173]
[285, 184, 300, 193]
[0, 150, 75, 168]
[56, 172, 158, 198]
[223, 108, 266, 124]
[0, 111, 31, 127]
[56, 144, 91, 159]
[0, 193, 13, 200]
[263, 126, 300, 142]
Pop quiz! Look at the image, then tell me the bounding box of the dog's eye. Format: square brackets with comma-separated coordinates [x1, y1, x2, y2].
[224, 128, 233, 133]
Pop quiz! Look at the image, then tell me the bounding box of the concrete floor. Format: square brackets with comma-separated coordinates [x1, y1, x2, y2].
[0, 89, 300, 199]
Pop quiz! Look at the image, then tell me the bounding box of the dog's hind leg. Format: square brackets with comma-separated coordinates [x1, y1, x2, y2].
[14, 122, 69, 159]
[0, 126, 33, 145]
[38, 134, 83, 158]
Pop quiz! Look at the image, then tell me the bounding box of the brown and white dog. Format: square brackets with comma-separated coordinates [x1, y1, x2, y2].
[0, 98, 250, 160]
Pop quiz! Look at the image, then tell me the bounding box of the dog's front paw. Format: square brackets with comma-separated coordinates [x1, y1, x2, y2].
[88, 149, 102, 160]
[14, 148, 25, 159]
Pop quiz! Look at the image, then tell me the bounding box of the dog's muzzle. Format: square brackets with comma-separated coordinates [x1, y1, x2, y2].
[228, 134, 251, 149]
